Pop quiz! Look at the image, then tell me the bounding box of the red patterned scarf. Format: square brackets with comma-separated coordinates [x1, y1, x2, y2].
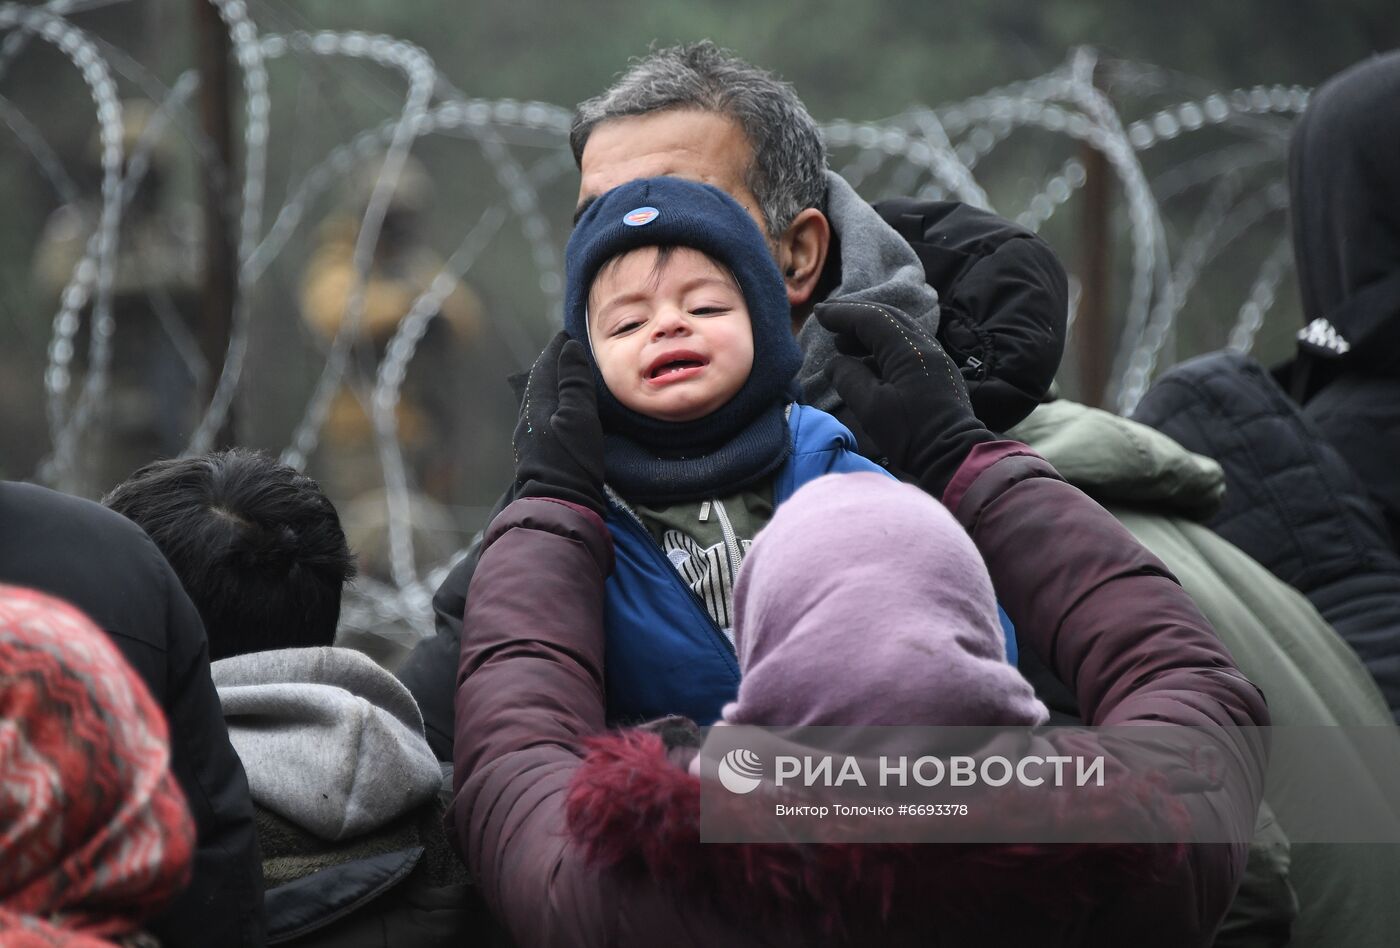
[0, 585, 195, 947]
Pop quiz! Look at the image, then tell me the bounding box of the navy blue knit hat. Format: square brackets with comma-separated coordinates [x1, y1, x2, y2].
[564, 176, 801, 454]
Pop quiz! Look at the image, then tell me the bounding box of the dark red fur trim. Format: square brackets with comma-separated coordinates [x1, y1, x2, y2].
[566, 731, 1191, 942]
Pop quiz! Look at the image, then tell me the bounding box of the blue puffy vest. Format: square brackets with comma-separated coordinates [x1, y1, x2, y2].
[601, 404, 1015, 724]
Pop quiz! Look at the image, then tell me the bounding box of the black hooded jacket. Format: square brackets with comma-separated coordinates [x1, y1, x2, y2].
[1133, 352, 1400, 722]
[1278, 50, 1400, 549]
[0, 481, 265, 946]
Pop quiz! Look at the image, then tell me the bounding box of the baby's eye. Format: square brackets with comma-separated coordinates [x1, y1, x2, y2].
[690, 306, 730, 317]
[610, 319, 642, 336]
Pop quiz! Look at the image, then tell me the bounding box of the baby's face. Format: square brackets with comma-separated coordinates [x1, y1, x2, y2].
[588, 246, 753, 423]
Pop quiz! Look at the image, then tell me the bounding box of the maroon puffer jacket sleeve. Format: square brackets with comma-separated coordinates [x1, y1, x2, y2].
[945, 440, 1270, 943]
[944, 441, 1270, 731]
[446, 496, 617, 944]
[447, 497, 742, 947]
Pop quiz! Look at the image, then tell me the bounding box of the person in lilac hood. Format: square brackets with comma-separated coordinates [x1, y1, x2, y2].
[719, 471, 1046, 728]
[451, 461, 1268, 945]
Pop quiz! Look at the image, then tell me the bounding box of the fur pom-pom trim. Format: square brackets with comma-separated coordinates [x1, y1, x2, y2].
[566, 731, 1191, 943]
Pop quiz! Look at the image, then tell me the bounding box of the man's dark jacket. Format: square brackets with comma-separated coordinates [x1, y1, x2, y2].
[0, 481, 265, 946]
[1134, 352, 1400, 722]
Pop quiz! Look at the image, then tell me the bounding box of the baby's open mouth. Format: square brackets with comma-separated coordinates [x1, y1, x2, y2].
[649, 359, 705, 379]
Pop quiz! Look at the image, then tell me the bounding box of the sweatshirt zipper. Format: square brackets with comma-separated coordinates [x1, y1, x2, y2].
[605, 486, 739, 659]
[709, 496, 745, 598]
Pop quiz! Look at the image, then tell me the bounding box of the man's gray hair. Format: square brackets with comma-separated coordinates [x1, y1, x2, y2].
[571, 42, 828, 239]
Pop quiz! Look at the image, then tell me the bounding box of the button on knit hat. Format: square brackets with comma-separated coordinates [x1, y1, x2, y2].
[722, 472, 1050, 727]
[564, 176, 802, 457]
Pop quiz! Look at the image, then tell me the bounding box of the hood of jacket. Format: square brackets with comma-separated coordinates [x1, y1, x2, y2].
[796, 171, 941, 418]
[1007, 398, 1226, 521]
[566, 730, 1185, 945]
[1289, 50, 1400, 374]
[797, 172, 1069, 436]
[212, 646, 442, 841]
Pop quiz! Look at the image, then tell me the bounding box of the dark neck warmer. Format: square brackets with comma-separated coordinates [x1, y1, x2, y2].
[564, 177, 804, 505]
[600, 396, 794, 505]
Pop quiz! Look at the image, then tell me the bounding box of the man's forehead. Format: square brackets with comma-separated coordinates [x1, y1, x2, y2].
[576, 111, 754, 212]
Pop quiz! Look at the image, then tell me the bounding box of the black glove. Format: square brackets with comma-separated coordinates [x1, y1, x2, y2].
[513, 331, 607, 515]
[816, 301, 997, 499]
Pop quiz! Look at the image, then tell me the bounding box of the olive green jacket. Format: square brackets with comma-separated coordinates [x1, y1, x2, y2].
[1011, 399, 1399, 948]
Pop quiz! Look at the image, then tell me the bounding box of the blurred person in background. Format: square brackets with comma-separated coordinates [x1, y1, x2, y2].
[299, 157, 483, 510]
[31, 100, 202, 496]
[298, 157, 487, 665]
[106, 449, 490, 946]
[0, 584, 195, 947]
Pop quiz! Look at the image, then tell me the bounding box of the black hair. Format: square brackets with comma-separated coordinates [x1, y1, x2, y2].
[588, 243, 743, 313]
[104, 449, 355, 660]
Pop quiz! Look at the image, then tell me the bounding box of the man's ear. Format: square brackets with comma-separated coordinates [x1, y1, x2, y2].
[777, 208, 830, 309]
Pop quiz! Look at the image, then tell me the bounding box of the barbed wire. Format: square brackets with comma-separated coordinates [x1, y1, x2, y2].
[0, 8, 1309, 638]
[0, 4, 125, 493]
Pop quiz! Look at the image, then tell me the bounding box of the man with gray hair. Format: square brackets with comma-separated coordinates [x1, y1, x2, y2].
[567, 41, 1067, 432]
[570, 41, 828, 257]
